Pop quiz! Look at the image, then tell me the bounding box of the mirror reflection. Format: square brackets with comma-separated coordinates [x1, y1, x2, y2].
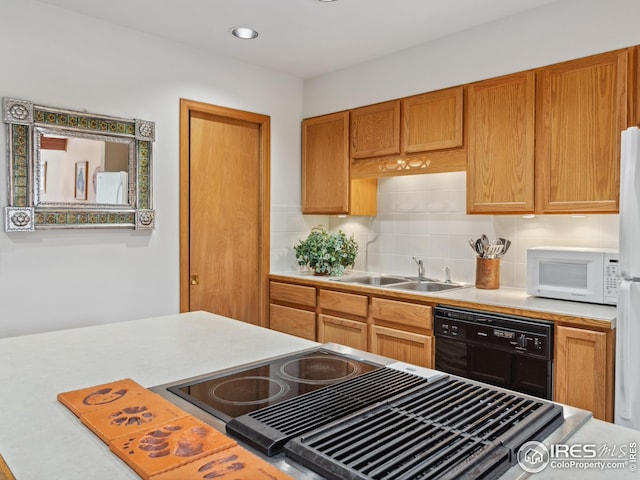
[3, 97, 155, 232]
[37, 132, 132, 206]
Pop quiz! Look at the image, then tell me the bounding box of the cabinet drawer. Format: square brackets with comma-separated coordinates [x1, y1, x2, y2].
[318, 289, 368, 317]
[270, 281, 316, 307]
[269, 304, 316, 340]
[318, 314, 367, 351]
[371, 298, 432, 330]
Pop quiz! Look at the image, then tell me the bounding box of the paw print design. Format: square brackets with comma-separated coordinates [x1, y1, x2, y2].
[121, 424, 212, 460]
[109, 405, 155, 427]
[82, 387, 128, 406]
[197, 454, 245, 478]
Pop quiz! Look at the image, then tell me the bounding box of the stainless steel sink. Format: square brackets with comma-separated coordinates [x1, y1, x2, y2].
[332, 274, 411, 286]
[387, 281, 469, 292]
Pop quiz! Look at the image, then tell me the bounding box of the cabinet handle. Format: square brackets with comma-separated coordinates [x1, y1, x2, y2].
[190, 274, 199, 285]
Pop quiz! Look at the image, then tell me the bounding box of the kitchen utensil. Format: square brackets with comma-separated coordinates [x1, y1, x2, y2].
[500, 239, 511, 256]
[484, 244, 503, 258]
[481, 234, 490, 251]
[475, 238, 485, 257]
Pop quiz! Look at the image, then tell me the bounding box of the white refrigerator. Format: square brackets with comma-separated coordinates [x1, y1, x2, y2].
[616, 126, 640, 430]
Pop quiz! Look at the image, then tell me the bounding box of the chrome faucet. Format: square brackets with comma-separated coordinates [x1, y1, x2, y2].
[444, 266, 451, 283]
[412, 256, 426, 281]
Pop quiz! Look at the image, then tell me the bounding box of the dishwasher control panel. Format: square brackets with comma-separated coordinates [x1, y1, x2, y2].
[434, 306, 552, 359]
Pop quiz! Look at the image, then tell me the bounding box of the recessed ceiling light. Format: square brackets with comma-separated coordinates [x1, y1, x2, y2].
[230, 26, 258, 40]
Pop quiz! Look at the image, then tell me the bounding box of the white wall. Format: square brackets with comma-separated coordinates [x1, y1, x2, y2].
[271, 0, 640, 285]
[0, 0, 303, 337]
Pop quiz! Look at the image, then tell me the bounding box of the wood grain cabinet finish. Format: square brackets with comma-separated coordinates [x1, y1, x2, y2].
[350, 100, 401, 159]
[402, 86, 463, 153]
[301, 112, 377, 215]
[370, 325, 433, 368]
[370, 298, 433, 367]
[536, 49, 627, 213]
[318, 314, 368, 351]
[270, 281, 316, 307]
[467, 72, 536, 214]
[555, 325, 612, 421]
[317, 289, 368, 350]
[269, 281, 317, 340]
[370, 298, 433, 330]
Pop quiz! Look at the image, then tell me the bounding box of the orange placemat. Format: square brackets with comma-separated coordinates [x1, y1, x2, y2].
[80, 391, 189, 443]
[149, 445, 295, 480]
[57, 378, 151, 417]
[110, 416, 237, 480]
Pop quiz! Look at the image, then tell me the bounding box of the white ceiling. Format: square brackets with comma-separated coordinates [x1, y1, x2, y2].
[35, 0, 562, 79]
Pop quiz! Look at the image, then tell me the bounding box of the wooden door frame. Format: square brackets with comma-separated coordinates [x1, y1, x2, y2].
[179, 98, 271, 327]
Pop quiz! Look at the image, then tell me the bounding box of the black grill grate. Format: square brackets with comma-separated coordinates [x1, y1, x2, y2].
[226, 368, 430, 455]
[285, 376, 564, 480]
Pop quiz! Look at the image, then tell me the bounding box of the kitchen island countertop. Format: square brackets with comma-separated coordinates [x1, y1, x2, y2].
[0, 311, 636, 479]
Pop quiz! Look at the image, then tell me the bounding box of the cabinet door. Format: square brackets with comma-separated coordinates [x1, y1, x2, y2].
[555, 325, 609, 421]
[302, 112, 350, 214]
[467, 72, 535, 213]
[302, 113, 377, 216]
[269, 304, 316, 341]
[318, 314, 367, 351]
[536, 50, 626, 213]
[350, 100, 401, 159]
[370, 325, 433, 367]
[402, 87, 463, 153]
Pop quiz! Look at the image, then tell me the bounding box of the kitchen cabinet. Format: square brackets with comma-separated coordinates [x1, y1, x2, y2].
[370, 298, 434, 367]
[350, 100, 401, 159]
[269, 281, 316, 340]
[536, 49, 627, 213]
[467, 71, 536, 213]
[301, 111, 377, 215]
[555, 325, 613, 421]
[317, 289, 368, 350]
[402, 87, 464, 153]
[349, 88, 466, 178]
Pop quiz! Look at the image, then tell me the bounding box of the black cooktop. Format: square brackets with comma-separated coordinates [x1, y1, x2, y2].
[167, 348, 381, 422]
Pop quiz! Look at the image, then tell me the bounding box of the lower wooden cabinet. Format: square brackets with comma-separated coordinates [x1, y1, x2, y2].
[269, 281, 317, 340]
[268, 278, 616, 422]
[555, 325, 613, 421]
[318, 314, 367, 351]
[269, 304, 316, 340]
[370, 297, 434, 367]
[370, 325, 433, 368]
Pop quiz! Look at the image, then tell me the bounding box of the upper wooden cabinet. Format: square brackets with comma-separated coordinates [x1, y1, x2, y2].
[536, 49, 627, 213]
[350, 100, 401, 159]
[467, 72, 536, 214]
[302, 111, 377, 215]
[402, 87, 463, 153]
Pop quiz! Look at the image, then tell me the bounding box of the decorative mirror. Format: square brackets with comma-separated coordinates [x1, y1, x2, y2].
[3, 97, 155, 232]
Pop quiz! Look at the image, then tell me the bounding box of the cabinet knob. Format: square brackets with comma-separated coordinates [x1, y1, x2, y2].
[190, 274, 199, 285]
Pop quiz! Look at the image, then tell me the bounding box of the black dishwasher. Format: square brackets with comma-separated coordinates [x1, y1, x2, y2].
[434, 305, 554, 399]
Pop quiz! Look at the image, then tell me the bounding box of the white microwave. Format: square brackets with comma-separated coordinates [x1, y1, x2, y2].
[527, 247, 619, 305]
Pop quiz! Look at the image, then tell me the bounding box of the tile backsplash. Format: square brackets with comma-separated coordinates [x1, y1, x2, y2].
[271, 171, 619, 288]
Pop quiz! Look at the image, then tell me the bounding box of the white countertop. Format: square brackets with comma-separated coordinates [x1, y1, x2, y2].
[0, 311, 316, 480]
[271, 270, 618, 326]
[0, 311, 635, 479]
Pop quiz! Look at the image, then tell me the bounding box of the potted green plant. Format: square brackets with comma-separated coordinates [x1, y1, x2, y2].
[294, 225, 359, 276]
